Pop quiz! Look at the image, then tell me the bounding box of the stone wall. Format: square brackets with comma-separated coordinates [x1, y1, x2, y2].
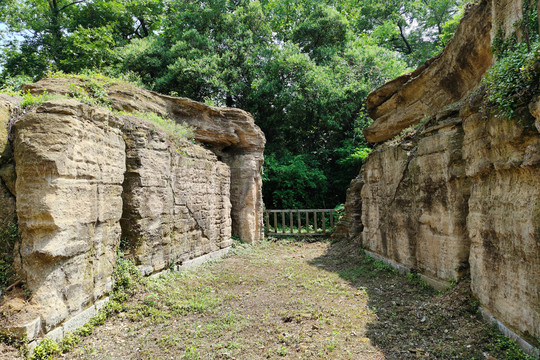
[23, 78, 266, 243]
[121, 117, 231, 275]
[0, 84, 262, 343]
[337, 0, 539, 352]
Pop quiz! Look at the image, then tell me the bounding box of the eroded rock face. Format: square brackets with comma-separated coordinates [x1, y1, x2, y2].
[1, 95, 239, 340]
[13, 99, 125, 331]
[347, 100, 540, 345]
[360, 116, 471, 280]
[341, 0, 540, 347]
[121, 116, 231, 274]
[463, 112, 540, 342]
[363, 0, 493, 143]
[332, 173, 363, 241]
[23, 79, 266, 243]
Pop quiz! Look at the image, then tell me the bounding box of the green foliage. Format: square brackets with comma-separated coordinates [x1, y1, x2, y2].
[484, 41, 539, 120]
[482, 325, 536, 360]
[0, 75, 33, 96]
[0, 0, 165, 80]
[20, 91, 57, 108]
[112, 251, 141, 303]
[263, 152, 327, 209]
[30, 338, 61, 360]
[338, 253, 396, 282]
[350, 0, 466, 66]
[484, 3, 539, 121]
[0, 0, 464, 209]
[0, 221, 18, 290]
[406, 273, 433, 291]
[116, 111, 194, 143]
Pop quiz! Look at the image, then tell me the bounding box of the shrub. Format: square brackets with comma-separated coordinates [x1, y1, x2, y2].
[483, 40, 540, 120]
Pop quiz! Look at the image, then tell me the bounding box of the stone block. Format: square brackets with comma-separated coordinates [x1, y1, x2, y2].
[9, 316, 41, 342]
[63, 306, 96, 335]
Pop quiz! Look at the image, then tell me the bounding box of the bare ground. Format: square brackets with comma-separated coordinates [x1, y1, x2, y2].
[1, 238, 535, 359]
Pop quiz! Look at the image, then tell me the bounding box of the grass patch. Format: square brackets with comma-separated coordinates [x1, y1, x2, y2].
[20, 91, 64, 108]
[116, 110, 193, 142]
[406, 272, 433, 291]
[481, 325, 536, 360]
[338, 252, 396, 282]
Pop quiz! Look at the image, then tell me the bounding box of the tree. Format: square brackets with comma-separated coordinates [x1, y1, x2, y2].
[0, 0, 164, 80]
[346, 0, 464, 66]
[0, 0, 462, 208]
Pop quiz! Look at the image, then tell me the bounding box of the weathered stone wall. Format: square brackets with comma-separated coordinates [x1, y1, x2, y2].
[338, 0, 539, 351]
[23, 79, 266, 243]
[360, 115, 471, 281]
[121, 117, 231, 275]
[12, 100, 125, 333]
[463, 109, 540, 343]
[0, 90, 251, 342]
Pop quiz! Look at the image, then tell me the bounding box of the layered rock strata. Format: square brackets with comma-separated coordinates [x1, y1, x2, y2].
[23, 79, 266, 243]
[0, 83, 262, 343]
[121, 117, 231, 275]
[338, 0, 539, 352]
[363, 0, 493, 143]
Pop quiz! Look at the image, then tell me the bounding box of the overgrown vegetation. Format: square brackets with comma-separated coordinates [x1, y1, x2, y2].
[483, 1, 539, 121]
[0, 0, 468, 209]
[0, 221, 18, 290]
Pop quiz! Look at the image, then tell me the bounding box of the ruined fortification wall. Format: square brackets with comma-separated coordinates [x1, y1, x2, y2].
[337, 0, 539, 353]
[0, 80, 264, 344]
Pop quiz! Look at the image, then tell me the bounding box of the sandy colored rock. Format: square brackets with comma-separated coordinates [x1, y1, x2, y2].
[14, 99, 126, 331]
[350, 104, 540, 345]
[23, 78, 266, 243]
[363, 0, 493, 143]
[491, 0, 524, 41]
[360, 118, 470, 280]
[341, 0, 539, 346]
[463, 113, 540, 341]
[2, 93, 242, 338]
[120, 115, 232, 273]
[332, 172, 363, 241]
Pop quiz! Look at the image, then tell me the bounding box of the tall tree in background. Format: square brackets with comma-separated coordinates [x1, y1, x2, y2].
[0, 0, 164, 78]
[0, 0, 464, 208]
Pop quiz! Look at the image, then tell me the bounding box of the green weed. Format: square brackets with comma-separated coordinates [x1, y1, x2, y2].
[406, 273, 432, 291]
[0, 221, 18, 289]
[116, 110, 193, 142]
[482, 325, 536, 360]
[20, 91, 61, 108]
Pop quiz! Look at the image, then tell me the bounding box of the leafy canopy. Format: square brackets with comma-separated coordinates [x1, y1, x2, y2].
[0, 0, 465, 208]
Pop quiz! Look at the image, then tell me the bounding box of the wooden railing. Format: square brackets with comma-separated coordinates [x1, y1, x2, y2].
[264, 209, 336, 236]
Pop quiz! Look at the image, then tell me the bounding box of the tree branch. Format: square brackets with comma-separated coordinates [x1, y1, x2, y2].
[58, 0, 86, 13]
[397, 23, 412, 54]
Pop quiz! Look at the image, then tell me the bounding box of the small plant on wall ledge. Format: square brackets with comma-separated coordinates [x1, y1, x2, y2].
[483, 3, 539, 121]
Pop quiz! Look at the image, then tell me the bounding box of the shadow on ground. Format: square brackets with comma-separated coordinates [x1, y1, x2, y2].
[307, 238, 534, 360]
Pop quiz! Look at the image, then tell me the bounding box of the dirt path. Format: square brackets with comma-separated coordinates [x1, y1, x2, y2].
[3, 239, 534, 359]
